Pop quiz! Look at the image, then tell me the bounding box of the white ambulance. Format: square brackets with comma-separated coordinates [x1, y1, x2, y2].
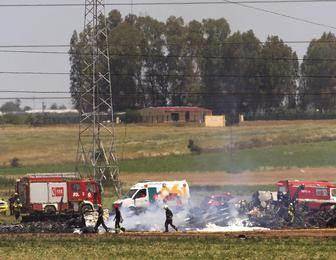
[115, 180, 190, 210]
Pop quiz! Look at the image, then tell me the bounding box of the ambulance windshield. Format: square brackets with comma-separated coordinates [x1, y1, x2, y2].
[127, 189, 138, 198]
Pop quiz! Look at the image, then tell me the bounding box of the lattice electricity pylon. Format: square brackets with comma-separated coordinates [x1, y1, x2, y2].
[76, 0, 121, 196]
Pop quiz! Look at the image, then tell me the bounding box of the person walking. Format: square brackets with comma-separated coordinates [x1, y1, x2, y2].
[114, 204, 123, 233]
[94, 205, 109, 233]
[163, 205, 178, 232]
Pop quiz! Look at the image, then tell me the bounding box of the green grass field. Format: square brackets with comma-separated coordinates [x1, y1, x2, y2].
[1, 120, 336, 210]
[2, 140, 336, 175]
[2, 120, 336, 170]
[1, 121, 336, 258]
[0, 235, 335, 259]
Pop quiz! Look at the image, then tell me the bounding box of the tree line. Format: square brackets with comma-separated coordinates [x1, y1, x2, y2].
[69, 10, 336, 115]
[0, 99, 68, 113]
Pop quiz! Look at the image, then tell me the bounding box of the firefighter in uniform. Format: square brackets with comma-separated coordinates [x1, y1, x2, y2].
[113, 204, 123, 233]
[94, 205, 109, 233]
[13, 198, 22, 220]
[9, 193, 19, 215]
[288, 202, 295, 224]
[163, 205, 178, 232]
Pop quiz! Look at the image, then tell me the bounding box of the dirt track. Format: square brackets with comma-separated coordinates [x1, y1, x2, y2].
[121, 167, 336, 186]
[0, 229, 336, 238]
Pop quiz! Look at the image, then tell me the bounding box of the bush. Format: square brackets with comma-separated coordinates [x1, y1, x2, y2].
[0, 113, 79, 125]
[2, 114, 27, 124]
[10, 157, 20, 168]
[123, 110, 141, 123]
[245, 109, 336, 121]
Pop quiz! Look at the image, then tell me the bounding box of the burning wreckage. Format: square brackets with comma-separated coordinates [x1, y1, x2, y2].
[186, 180, 336, 229]
[1, 176, 336, 233]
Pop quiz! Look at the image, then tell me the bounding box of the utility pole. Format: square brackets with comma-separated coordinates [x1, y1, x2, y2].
[76, 0, 121, 196]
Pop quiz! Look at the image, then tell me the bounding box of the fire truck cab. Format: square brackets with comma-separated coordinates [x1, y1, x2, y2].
[16, 173, 102, 214]
[277, 180, 336, 209]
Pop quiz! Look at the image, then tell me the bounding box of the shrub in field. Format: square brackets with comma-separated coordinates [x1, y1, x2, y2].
[124, 109, 141, 123]
[10, 158, 20, 168]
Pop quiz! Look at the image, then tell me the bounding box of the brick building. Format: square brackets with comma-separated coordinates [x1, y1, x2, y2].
[139, 106, 212, 123]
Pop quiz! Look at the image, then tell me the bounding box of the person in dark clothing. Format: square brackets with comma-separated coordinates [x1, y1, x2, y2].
[94, 205, 109, 233]
[164, 205, 178, 232]
[80, 212, 86, 228]
[9, 193, 19, 216]
[114, 204, 123, 233]
[13, 198, 22, 220]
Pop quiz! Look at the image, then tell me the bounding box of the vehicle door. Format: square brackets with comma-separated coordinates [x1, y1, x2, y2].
[148, 187, 157, 204]
[85, 182, 99, 204]
[17, 181, 28, 206]
[133, 188, 148, 208]
[68, 181, 85, 202]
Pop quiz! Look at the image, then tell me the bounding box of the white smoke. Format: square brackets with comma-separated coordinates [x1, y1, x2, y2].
[198, 223, 270, 232]
[105, 189, 267, 232]
[107, 206, 188, 231]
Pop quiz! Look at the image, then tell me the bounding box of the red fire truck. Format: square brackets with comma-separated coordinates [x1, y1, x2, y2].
[16, 173, 102, 215]
[277, 180, 336, 209]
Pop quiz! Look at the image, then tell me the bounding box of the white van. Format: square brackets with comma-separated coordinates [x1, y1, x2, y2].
[115, 180, 190, 209]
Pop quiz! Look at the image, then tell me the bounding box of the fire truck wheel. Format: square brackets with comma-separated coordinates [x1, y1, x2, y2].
[44, 205, 56, 214]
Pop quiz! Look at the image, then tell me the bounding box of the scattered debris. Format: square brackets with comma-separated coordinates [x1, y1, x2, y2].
[0, 179, 335, 233]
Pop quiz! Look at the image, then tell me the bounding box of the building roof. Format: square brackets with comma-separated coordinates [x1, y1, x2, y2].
[142, 106, 212, 112]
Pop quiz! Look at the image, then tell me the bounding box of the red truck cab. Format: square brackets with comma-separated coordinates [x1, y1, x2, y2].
[277, 180, 336, 209]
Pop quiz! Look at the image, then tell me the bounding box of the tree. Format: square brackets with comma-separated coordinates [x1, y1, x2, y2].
[69, 30, 82, 110]
[108, 15, 145, 110]
[23, 106, 32, 111]
[50, 103, 58, 110]
[259, 36, 298, 111]
[165, 16, 188, 106]
[180, 20, 204, 106]
[136, 16, 168, 107]
[200, 18, 231, 113]
[221, 30, 262, 114]
[107, 9, 122, 31]
[300, 32, 336, 111]
[68, 10, 302, 115]
[0, 99, 21, 112]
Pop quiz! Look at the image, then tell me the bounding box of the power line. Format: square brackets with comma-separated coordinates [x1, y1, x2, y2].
[0, 45, 69, 48]
[222, 0, 336, 30]
[0, 71, 69, 75]
[0, 39, 335, 49]
[2, 90, 336, 96]
[2, 1, 336, 7]
[0, 71, 334, 78]
[2, 49, 336, 63]
[0, 49, 305, 61]
[0, 97, 71, 100]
